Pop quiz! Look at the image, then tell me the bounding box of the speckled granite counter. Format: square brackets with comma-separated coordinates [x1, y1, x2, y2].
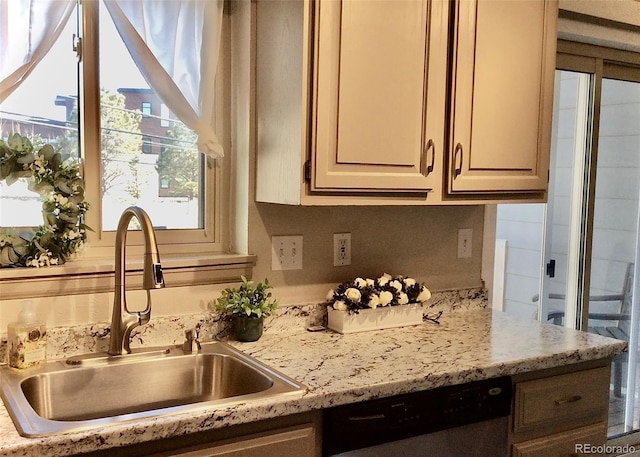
[0, 299, 627, 456]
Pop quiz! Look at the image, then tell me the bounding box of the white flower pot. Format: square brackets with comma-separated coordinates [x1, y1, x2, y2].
[326, 304, 423, 334]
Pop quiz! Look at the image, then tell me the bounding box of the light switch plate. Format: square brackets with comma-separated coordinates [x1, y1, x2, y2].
[457, 228, 472, 259]
[271, 235, 303, 270]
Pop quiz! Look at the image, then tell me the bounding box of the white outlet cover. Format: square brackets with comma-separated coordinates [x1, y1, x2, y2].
[334, 233, 351, 266]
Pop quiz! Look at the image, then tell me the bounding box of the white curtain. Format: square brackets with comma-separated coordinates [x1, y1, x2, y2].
[0, 0, 75, 103]
[104, 0, 224, 158]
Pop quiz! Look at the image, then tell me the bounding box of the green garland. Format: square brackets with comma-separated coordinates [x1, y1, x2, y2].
[0, 133, 90, 267]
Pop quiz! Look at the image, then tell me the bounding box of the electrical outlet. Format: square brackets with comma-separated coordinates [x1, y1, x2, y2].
[334, 233, 351, 266]
[271, 235, 303, 270]
[457, 228, 472, 259]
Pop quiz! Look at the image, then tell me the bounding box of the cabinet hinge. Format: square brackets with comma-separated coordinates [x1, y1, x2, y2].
[304, 160, 311, 183]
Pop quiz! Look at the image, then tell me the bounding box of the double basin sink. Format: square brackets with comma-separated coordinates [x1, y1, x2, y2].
[0, 341, 305, 437]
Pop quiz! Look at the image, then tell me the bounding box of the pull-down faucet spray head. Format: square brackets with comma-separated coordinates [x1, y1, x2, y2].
[108, 206, 165, 355]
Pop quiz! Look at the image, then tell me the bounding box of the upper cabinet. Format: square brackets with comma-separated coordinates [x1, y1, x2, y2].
[447, 0, 557, 196]
[255, 0, 559, 205]
[312, 0, 448, 194]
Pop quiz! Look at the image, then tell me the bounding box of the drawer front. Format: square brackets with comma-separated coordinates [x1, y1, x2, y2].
[147, 424, 317, 457]
[512, 422, 607, 457]
[514, 367, 610, 434]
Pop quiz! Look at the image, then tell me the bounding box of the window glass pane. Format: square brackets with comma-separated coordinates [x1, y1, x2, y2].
[141, 102, 151, 117]
[0, 6, 80, 228]
[99, 1, 204, 231]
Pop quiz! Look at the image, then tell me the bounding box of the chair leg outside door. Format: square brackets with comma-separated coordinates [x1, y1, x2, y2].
[614, 357, 624, 398]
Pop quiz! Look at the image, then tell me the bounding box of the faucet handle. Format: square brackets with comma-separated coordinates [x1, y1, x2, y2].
[183, 328, 201, 353]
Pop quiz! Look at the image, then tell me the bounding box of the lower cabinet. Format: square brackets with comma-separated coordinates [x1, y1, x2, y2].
[83, 411, 322, 457]
[512, 422, 607, 457]
[148, 422, 318, 457]
[510, 361, 611, 457]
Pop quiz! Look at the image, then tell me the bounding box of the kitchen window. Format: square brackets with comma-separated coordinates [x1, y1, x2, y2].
[0, 0, 253, 299]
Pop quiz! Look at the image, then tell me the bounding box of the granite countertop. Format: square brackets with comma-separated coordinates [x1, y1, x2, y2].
[0, 307, 627, 457]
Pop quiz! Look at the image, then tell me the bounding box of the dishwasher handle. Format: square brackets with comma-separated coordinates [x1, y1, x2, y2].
[348, 414, 386, 421]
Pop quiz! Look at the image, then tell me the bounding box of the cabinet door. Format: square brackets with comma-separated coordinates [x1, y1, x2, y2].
[312, 0, 448, 193]
[512, 422, 607, 457]
[150, 425, 317, 457]
[448, 0, 558, 194]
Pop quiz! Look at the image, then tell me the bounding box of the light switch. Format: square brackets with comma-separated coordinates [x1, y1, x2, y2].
[271, 235, 303, 270]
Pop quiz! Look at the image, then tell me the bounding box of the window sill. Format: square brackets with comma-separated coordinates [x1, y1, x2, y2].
[0, 253, 257, 300]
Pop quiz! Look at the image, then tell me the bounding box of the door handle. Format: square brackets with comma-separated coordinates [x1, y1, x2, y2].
[453, 143, 463, 177]
[422, 139, 435, 176]
[546, 259, 556, 278]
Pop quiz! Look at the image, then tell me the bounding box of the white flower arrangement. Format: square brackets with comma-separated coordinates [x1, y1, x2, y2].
[326, 273, 432, 314]
[0, 133, 90, 268]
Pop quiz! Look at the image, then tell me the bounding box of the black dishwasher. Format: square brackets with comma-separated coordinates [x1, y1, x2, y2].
[323, 376, 512, 457]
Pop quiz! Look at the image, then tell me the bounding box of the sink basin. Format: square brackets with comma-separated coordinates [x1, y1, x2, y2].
[0, 342, 305, 437]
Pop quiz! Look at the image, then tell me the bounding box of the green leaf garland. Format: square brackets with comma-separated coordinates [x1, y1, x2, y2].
[0, 133, 91, 268]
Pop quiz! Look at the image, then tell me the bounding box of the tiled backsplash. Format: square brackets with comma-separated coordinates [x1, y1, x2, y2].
[0, 289, 487, 363]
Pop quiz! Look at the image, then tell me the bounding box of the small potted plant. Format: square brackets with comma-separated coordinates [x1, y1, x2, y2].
[215, 276, 278, 342]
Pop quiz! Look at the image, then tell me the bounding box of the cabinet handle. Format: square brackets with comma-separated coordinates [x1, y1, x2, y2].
[422, 139, 435, 176]
[453, 143, 463, 177]
[554, 395, 582, 406]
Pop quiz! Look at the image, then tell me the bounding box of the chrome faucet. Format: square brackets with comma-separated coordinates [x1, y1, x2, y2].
[108, 206, 165, 355]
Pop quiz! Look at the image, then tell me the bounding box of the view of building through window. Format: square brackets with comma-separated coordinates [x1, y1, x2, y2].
[0, 2, 204, 232]
[0, 4, 79, 228]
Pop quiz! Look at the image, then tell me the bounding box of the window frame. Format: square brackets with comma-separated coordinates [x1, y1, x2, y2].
[0, 0, 254, 300]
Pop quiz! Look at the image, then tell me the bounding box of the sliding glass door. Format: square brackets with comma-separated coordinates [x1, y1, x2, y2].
[495, 43, 640, 439]
[539, 70, 592, 331]
[588, 76, 640, 435]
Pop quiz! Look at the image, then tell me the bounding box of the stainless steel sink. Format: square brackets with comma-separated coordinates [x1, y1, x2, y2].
[0, 341, 305, 437]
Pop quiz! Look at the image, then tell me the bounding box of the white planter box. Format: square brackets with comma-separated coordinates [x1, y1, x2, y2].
[326, 304, 423, 334]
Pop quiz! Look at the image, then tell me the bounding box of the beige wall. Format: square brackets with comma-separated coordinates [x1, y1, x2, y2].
[560, 0, 640, 27]
[0, 0, 485, 329]
[250, 204, 485, 299]
[559, 0, 640, 52]
[0, 200, 485, 325]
